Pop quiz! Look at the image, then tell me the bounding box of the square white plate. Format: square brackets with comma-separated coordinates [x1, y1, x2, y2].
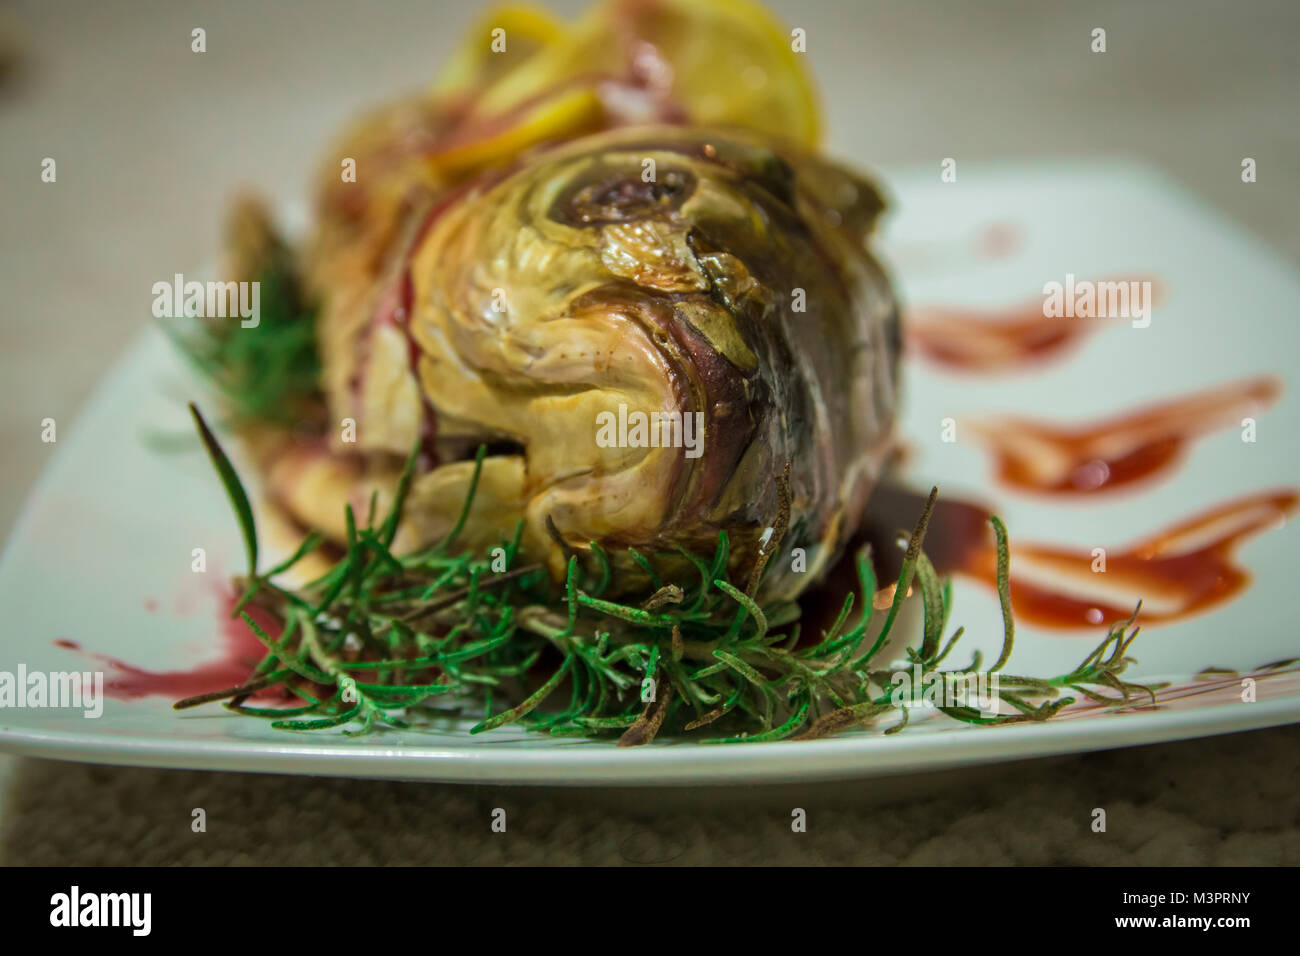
[1, 162, 1297, 785]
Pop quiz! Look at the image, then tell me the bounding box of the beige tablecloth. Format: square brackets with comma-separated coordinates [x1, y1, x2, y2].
[1, 0, 1297, 864]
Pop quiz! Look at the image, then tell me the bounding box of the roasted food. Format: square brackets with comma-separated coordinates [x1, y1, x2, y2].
[232, 0, 902, 601]
[168, 0, 1186, 748]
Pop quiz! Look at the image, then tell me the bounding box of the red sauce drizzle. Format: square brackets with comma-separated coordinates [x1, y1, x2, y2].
[818, 486, 1297, 633]
[969, 376, 1281, 494]
[985, 490, 1298, 628]
[57, 588, 282, 702]
[906, 276, 1164, 373]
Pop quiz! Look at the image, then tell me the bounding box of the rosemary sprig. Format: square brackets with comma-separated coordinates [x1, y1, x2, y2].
[161, 258, 323, 428]
[177, 405, 1162, 744]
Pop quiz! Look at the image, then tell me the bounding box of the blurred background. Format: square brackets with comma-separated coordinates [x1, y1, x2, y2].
[1, 0, 1298, 864]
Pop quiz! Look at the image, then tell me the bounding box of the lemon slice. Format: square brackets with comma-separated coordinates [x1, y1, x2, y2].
[626, 0, 822, 147]
[444, 0, 822, 153]
[432, 3, 565, 97]
[428, 86, 606, 176]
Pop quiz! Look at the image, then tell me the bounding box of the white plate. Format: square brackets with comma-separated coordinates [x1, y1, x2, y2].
[2, 162, 1298, 785]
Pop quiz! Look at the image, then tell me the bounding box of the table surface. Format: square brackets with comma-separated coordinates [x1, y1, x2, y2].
[1, 0, 1298, 864]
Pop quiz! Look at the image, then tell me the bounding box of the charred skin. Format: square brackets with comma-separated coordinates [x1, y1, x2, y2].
[271, 126, 899, 600]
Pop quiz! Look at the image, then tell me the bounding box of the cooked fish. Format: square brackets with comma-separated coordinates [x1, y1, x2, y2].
[232, 0, 902, 600]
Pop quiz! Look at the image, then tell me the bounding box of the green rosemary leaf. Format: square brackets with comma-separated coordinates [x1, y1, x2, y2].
[914, 551, 944, 662]
[714, 579, 767, 644]
[705, 532, 730, 592]
[265, 532, 324, 578]
[820, 550, 877, 658]
[708, 695, 809, 744]
[189, 402, 258, 576]
[712, 649, 767, 688]
[576, 592, 678, 628]
[802, 592, 854, 657]
[883, 704, 910, 735]
[240, 612, 332, 684]
[575, 715, 640, 729]
[588, 540, 612, 596]
[627, 548, 663, 591]
[358, 529, 405, 577]
[470, 656, 573, 734]
[381, 440, 421, 548]
[437, 632, 514, 664]
[272, 703, 363, 732]
[353, 679, 454, 698]
[312, 552, 355, 615]
[683, 682, 745, 730]
[674, 545, 712, 612]
[931, 626, 964, 667]
[793, 700, 892, 740]
[439, 444, 485, 553]
[853, 487, 937, 668]
[988, 515, 1015, 673]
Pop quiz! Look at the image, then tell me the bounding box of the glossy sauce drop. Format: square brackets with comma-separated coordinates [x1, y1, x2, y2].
[968, 376, 1281, 494]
